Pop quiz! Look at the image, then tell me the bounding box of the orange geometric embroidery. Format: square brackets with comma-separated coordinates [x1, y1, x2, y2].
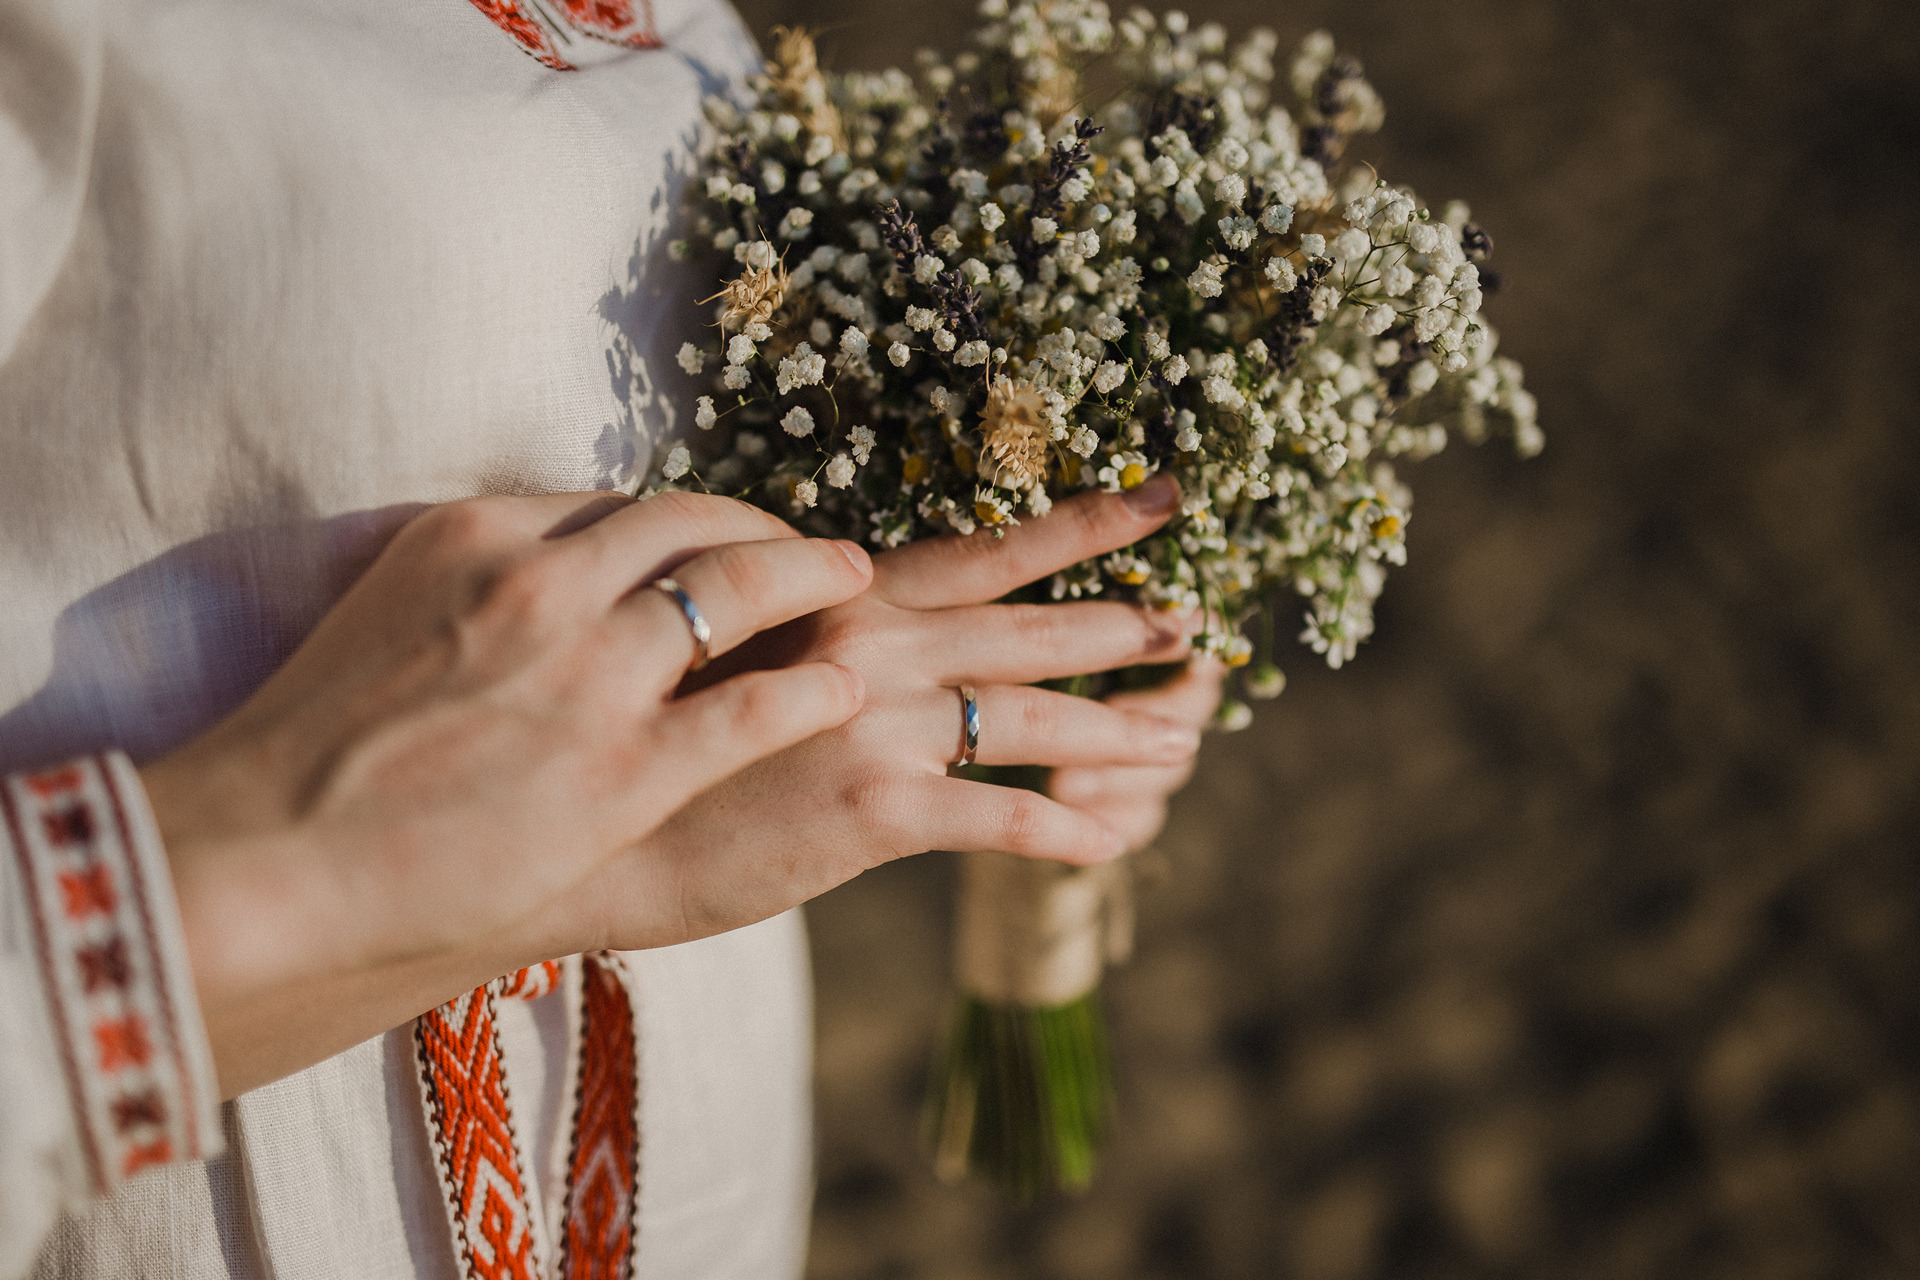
[58, 866, 116, 918]
[562, 954, 638, 1280]
[465, 0, 660, 71]
[95, 1014, 154, 1071]
[121, 1137, 173, 1177]
[25, 765, 82, 798]
[416, 990, 541, 1280]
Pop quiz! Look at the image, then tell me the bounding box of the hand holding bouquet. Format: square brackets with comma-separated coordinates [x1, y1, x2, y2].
[661, 0, 1540, 1197]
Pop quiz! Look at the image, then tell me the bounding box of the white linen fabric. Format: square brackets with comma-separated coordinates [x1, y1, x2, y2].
[0, 0, 818, 1275]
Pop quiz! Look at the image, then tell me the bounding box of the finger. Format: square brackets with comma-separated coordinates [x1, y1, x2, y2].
[926, 686, 1199, 768]
[918, 600, 1201, 684]
[639, 663, 865, 814]
[1099, 658, 1227, 728]
[1048, 761, 1198, 808]
[556, 489, 806, 605]
[872, 475, 1182, 609]
[1092, 799, 1170, 853]
[892, 773, 1126, 865]
[617, 536, 872, 675]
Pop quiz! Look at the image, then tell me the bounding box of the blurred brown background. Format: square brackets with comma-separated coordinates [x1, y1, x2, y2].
[725, 0, 1920, 1275]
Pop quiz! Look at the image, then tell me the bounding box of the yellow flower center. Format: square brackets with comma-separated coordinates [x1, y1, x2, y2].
[1119, 463, 1148, 490]
[951, 444, 976, 472]
[975, 500, 1006, 525]
[903, 455, 930, 485]
[1371, 514, 1402, 538]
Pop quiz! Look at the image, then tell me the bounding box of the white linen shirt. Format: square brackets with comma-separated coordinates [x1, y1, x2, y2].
[0, 0, 815, 1275]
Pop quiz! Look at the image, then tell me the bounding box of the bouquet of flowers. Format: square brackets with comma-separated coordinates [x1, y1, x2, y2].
[660, 0, 1540, 1198]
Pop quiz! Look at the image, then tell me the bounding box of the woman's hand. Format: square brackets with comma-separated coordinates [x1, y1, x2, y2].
[518, 475, 1208, 954]
[141, 490, 871, 1094]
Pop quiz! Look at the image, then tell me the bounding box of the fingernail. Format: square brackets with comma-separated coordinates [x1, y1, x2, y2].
[1121, 473, 1180, 517]
[834, 539, 871, 574]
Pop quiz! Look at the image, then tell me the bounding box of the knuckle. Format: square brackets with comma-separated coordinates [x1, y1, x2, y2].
[475, 552, 568, 628]
[642, 489, 793, 545]
[1008, 603, 1064, 649]
[1017, 691, 1064, 745]
[413, 495, 517, 555]
[997, 791, 1049, 853]
[709, 542, 776, 603]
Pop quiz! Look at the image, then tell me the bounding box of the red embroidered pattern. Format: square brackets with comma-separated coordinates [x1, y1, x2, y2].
[562, 954, 639, 1280]
[417, 954, 639, 1280]
[415, 989, 542, 1280]
[3, 755, 213, 1191]
[465, 0, 661, 71]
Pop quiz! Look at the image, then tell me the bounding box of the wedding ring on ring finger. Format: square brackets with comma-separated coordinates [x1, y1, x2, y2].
[954, 684, 980, 768]
[649, 577, 712, 672]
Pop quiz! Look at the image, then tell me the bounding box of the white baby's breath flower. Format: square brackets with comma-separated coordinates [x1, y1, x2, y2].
[782, 406, 815, 436]
[775, 343, 827, 394]
[932, 327, 957, 352]
[839, 326, 869, 357]
[727, 334, 756, 365]
[825, 453, 856, 488]
[1068, 425, 1100, 456]
[956, 340, 991, 366]
[905, 306, 938, 331]
[677, 342, 706, 374]
[791, 477, 818, 508]
[1219, 215, 1256, 250]
[888, 341, 912, 367]
[1333, 228, 1371, 263]
[1259, 202, 1295, 233]
[1299, 233, 1327, 258]
[661, 445, 691, 480]
[1188, 258, 1226, 298]
[848, 425, 876, 464]
[1031, 216, 1059, 243]
[978, 202, 1006, 232]
[1215, 173, 1248, 205]
[1173, 179, 1206, 224]
[778, 206, 814, 239]
[1408, 221, 1442, 254]
[1362, 304, 1397, 336]
[914, 254, 943, 284]
[1092, 361, 1128, 394]
[1265, 255, 1297, 290]
[804, 132, 835, 165]
[1164, 354, 1190, 384]
[722, 364, 751, 391]
[694, 395, 718, 429]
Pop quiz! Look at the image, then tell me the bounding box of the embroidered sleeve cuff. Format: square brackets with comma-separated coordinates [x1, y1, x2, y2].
[2, 752, 224, 1192]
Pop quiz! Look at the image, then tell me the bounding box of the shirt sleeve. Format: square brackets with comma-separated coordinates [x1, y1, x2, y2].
[0, 0, 101, 369]
[0, 752, 223, 1278]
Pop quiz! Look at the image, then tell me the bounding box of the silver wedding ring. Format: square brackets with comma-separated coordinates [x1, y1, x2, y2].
[651, 577, 711, 671]
[955, 685, 980, 767]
